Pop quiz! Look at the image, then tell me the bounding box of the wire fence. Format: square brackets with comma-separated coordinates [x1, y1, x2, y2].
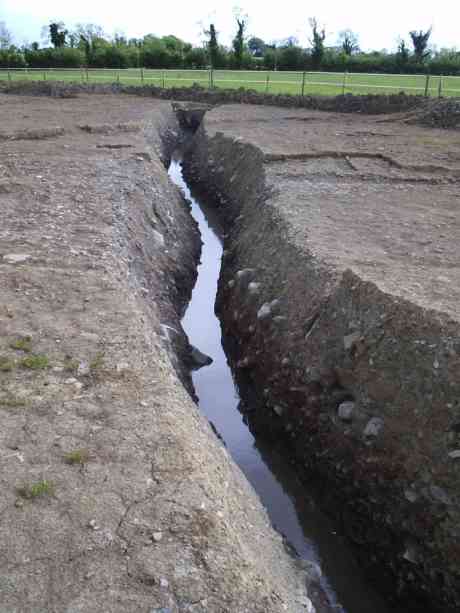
[1, 67, 460, 97]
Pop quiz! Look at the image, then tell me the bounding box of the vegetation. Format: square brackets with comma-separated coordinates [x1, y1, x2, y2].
[20, 354, 49, 370]
[64, 449, 90, 465]
[0, 17, 459, 76]
[0, 356, 15, 372]
[17, 479, 55, 499]
[10, 336, 32, 353]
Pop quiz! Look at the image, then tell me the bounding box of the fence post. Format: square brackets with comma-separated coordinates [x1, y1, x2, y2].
[438, 75, 443, 98]
[8, 69, 11, 82]
[209, 68, 214, 88]
[141, 67, 144, 84]
[86, 68, 89, 83]
[301, 71, 306, 96]
[265, 72, 270, 94]
[342, 71, 347, 95]
[424, 74, 430, 97]
[117, 71, 120, 84]
[162, 71, 165, 89]
[43, 71, 46, 81]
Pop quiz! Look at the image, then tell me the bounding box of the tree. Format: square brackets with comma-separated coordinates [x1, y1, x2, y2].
[232, 15, 247, 69]
[309, 18, 326, 69]
[205, 24, 219, 68]
[396, 38, 410, 70]
[74, 23, 105, 64]
[49, 22, 67, 48]
[338, 29, 359, 56]
[409, 28, 432, 63]
[0, 21, 12, 49]
[248, 36, 266, 57]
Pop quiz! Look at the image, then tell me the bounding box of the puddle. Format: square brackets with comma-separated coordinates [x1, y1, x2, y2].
[168, 154, 395, 613]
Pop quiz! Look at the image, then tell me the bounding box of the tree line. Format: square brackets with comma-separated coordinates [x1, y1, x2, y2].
[1, 17, 459, 76]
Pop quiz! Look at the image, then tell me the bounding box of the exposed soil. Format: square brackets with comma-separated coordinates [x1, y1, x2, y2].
[0, 93, 314, 612]
[183, 103, 460, 612]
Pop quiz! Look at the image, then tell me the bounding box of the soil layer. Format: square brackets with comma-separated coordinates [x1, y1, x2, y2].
[183, 103, 460, 612]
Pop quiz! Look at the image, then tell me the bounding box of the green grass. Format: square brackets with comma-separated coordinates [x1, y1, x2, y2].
[64, 448, 90, 465]
[9, 335, 32, 353]
[0, 393, 26, 409]
[1, 68, 459, 97]
[0, 356, 15, 372]
[17, 479, 54, 499]
[20, 354, 49, 370]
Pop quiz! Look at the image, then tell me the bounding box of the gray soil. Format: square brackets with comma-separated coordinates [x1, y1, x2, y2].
[183, 103, 460, 612]
[0, 94, 314, 613]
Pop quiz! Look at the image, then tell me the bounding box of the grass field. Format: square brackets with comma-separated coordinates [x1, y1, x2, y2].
[1, 67, 459, 97]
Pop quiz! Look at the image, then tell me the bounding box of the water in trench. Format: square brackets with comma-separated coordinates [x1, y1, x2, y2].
[168, 155, 394, 613]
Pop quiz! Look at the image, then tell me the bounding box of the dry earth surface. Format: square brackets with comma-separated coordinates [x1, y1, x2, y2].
[0, 93, 315, 613]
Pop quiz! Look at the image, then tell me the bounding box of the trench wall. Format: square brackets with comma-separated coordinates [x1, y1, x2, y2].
[183, 122, 460, 613]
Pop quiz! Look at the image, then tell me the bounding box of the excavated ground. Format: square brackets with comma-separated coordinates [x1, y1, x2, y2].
[183, 103, 460, 612]
[0, 93, 314, 613]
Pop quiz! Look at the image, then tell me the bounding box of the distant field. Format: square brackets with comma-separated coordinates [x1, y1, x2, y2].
[1, 68, 459, 97]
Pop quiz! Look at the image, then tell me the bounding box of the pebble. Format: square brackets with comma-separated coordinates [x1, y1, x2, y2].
[429, 485, 452, 505]
[448, 449, 460, 459]
[363, 417, 384, 438]
[77, 360, 90, 376]
[159, 577, 169, 588]
[3, 253, 31, 264]
[343, 331, 360, 351]
[257, 303, 272, 320]
[152, 531, 163, 542]
[273, 405, 284, 417]
[338, 401, 354, 422]
[152, 230, 165, 247]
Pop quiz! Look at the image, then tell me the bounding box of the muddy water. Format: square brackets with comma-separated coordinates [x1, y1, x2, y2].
[168, 156, 393, 613]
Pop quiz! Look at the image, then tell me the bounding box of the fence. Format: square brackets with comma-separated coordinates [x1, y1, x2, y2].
[1, 67, 460, 97]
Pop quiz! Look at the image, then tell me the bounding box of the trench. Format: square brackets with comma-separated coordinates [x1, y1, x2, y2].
[168, 154, 394, 613]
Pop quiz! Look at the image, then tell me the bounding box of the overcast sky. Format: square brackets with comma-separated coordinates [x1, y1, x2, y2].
[1, 0, 459, 52]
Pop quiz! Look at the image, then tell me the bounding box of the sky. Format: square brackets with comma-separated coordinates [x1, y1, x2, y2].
[1, 0, 459, 52]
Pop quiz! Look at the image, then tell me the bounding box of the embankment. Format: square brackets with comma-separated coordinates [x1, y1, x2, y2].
[183, 104, 460, 612]
[0, 93, 314, 612]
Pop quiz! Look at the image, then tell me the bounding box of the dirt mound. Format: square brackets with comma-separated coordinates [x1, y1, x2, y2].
[0, 79, 424, 116]
[403, 97, 460, 128]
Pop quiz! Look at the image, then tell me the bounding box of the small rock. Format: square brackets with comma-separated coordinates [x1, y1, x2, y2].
[404, 489, 418, 503]
[227, 280, 235, 289]
[448, 449, 460, 459]
[116, 362, 130, 373]
[64, 377, 78, 385]
[273, 405, 284, 417]
[77, 360, 90, 376]
[429, 485, 452, 505]
[236, 268, 255, 281]
[159, 577, 169, 588]
[152, 531, 163, 542]
[3, 253, 31, 264]
[338, 401, 354, 422]
[88, 519, 100, 530]
[343, 331, 361, 351]
[257, 303, 272, 320]
[14, 499, 24, 509]
[248, 282, 261, 295]
[189, 345, 213, 370]
[152, 230, 165, 247]
[363, 417, 384, 438]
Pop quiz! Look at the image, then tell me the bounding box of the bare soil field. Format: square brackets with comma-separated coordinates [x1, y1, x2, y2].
[0, 93, 314, 613]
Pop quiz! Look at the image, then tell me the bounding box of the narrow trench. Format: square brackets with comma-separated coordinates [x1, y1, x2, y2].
[168, 153, 394, 613]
